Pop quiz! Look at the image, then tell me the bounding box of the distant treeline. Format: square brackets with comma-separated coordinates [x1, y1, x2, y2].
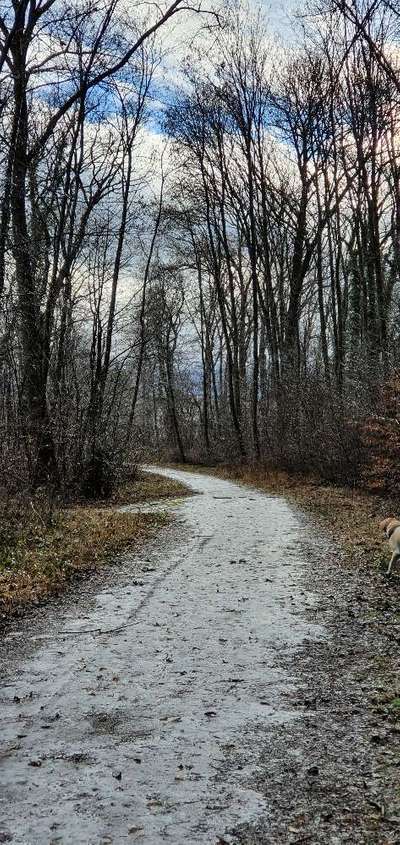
[1, 0, 400, 495]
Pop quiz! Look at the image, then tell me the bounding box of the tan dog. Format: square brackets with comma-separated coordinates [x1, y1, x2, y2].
[380, 518, 400, 575]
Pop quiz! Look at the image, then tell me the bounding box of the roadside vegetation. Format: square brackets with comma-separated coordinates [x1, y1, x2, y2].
[109, 471, 192, 506]
[1, 1, 400, 614]
[0, 471, 190, 622]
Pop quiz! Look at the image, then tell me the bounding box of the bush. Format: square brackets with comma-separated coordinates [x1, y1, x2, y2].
[361, 372, 400, 494]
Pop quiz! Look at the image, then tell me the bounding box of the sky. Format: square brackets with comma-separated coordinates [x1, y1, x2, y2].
[153, 0, 300, 110]
[265, 0, 298, 38]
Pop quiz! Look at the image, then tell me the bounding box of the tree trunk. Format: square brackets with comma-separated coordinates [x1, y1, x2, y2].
[11, 38, 57, 486]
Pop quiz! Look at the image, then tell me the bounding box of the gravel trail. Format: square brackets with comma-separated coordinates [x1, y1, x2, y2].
[0, 467, 324, 844]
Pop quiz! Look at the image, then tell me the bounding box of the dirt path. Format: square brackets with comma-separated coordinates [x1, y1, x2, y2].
[0, 468, 398, 844]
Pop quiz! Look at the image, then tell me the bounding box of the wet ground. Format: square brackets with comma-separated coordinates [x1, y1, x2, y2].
[0, 468, 399, 844]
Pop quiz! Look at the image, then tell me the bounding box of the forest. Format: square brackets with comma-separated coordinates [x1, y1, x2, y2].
[2, 5, 400, 841]
[1, 0, 400, 497]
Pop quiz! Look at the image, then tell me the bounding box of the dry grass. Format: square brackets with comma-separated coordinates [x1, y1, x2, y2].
[109, 469, 192, 506]
[175, 463, 397, 573]
[0, 470, 190, 621]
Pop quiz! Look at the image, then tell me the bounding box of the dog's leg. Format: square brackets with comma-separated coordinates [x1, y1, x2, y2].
[387, 552, 399, 575]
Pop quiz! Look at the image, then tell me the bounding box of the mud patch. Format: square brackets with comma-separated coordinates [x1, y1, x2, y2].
[89, 709, 128, 736]
[53, 752, 95, 766]
[88, 708, 153, 744]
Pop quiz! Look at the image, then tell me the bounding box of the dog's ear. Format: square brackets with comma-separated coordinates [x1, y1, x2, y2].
[380, 517, 395, 532]
[380, 517, 400, 534]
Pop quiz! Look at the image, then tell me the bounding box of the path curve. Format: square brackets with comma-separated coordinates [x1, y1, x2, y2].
[0, 467, 322, 844]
